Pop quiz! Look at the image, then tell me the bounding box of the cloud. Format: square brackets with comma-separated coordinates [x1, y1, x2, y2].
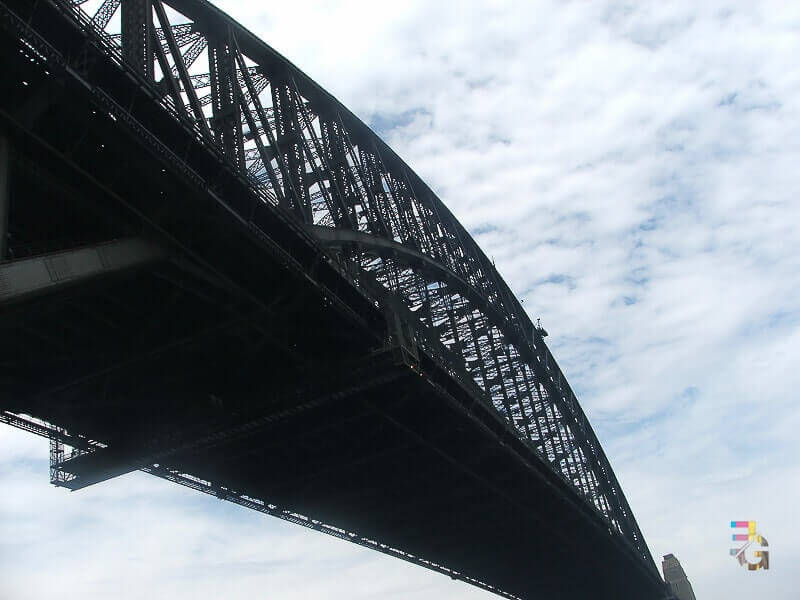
[4, 1, 800, 599]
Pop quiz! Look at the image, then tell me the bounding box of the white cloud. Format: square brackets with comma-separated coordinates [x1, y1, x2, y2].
[4, 1, 800, 599]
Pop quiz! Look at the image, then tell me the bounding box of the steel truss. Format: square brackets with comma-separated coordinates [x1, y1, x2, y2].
[5, 0, 654, 573]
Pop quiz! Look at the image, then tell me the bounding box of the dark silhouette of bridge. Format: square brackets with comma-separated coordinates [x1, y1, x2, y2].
[0, 1, 668, 598]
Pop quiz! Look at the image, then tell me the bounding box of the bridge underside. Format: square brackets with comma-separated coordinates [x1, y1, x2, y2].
[0, 2, 665, 598]
[4, 263, 652, 600]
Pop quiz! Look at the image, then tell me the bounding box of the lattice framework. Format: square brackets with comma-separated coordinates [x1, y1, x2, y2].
[18, 0, 652, 566]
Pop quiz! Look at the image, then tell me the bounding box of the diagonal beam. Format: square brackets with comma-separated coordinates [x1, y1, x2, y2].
[91, 0, 122, 30]
[230, 39, 288, 207]
[179, 37, 206, 71]
[151, 0, 212, 139]
[151, 27, 186, 113]
[289, 78, 355, 229]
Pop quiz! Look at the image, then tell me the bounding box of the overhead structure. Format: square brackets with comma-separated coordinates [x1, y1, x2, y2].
[0, 1, 667, 598]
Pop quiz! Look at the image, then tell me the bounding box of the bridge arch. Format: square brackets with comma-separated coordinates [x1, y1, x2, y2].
[0, 0, 659, 591]
[71, 0, 644, 560]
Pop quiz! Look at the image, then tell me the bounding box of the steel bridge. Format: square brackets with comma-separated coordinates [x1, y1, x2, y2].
[0, 1, 667, 598]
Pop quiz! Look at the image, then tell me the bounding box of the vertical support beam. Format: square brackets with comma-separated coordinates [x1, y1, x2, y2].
[208, 29, 245, 171]
[49, 436, 65, 485]
[121, 0, 154, 79]
[271, 77, 312, 222]
[333, 112, 389, 236]
[370, 142, 425, 247]
[0, 130, 9, 260]
[300, 107, 352, 229]
[322, 116, 367, 229]
[496, 340, 534, 442]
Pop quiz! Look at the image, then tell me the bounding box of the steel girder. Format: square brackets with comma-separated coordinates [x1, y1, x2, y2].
[120, 0, 152, 78]
[11, 0, 655, 578]
[0, 237, 166, 304]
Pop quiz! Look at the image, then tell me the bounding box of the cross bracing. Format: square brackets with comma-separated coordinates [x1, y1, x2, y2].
[0, 0, 661, 595]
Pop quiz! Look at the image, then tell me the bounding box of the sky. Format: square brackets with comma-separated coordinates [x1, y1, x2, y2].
[2, 1, 800, 598]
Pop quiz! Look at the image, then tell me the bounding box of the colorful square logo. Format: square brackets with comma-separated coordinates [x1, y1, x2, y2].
[730, 521, 769, 570]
